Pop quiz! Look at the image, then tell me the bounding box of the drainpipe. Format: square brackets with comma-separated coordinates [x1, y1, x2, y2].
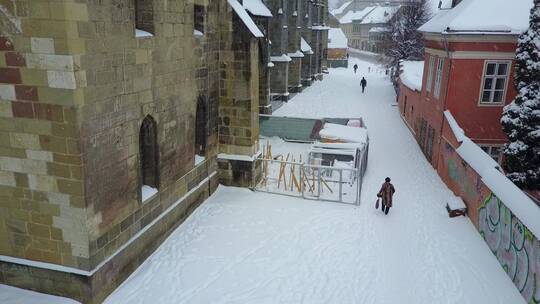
[436, 31, 452, 170]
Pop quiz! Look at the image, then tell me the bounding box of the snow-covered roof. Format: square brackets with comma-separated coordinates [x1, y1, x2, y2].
[328, 28, 348, 49]
[360, 6, 400, 24]
[445, 110, 540, 239]
[339, 6, 376, 24]
[399, 60, 424, 92]
[228, 0, 264, 38]
[301, 37, 314, 54]
[243, 0, 272, 17]
[331, 1, 353, 16]
[419, 0, 533, 35]
[319, 123, 368, 144]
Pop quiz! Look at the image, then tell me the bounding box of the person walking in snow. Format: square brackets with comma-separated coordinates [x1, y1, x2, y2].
[360, 77, 367, 93]
[377, 177, 395, 215]
[353, 64, 358, 74]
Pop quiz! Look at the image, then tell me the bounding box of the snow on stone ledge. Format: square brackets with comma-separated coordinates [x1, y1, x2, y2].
[288, 50, 305, 58]
[445, 110, 540, 239]
[141, 185, 158, 202]
[443, 110, 465, 143]
[228, 0, 264, 38]
[319, 123, 368, 144]
[0, 284, 80, 304]
[243, 0, 272, 17]
[218, 151, 262, 162]
[193, 29, 204, 37]
[136, 29, 153, 38]
[328, 28, 348, 49]
[399, 60, 424, 92]
[270, 54, 292, 62]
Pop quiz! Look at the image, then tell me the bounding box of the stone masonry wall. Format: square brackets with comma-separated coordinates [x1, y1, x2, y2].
[218, 8, 262, 187]
[0, 0, 224, 301]
[0, 0, 92, 272]
[76, 0, 221, 272]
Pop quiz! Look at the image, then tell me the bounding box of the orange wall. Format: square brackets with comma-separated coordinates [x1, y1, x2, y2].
[327, 48, 347, 59]
[446, 58, 517, 143]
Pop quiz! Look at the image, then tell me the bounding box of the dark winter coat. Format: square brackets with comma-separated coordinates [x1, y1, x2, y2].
[378, 182, 395, 206]
[360, 78, 367, 87]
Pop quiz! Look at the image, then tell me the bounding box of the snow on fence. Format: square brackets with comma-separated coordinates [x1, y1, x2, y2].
[441, 111, 540, 302]
[255, 144, 368, 205]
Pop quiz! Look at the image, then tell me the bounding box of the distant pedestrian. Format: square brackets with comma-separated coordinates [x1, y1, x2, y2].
[353, 64, 358, 74]
[360, 77, 367, 93]
[377, 177, 395, 215]
[368, 67, 371, 73]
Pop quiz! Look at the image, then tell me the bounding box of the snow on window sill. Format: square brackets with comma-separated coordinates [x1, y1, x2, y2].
[195, 155, 206, 166]
[141, 185, 158, 202]
[193, 29, 204, 38]
[136, 29, 153, 38]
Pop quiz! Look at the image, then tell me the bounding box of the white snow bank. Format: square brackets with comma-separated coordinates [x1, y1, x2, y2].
[243, 0, 272, 17]
[445, 111, 540, 239]
[301, 37, 314, 54]
[0, 284, 80, 304]
[135, 29, 153, 38]
[141, 185, 158, 202]
[420, 0, 532, 34]
[319, 123, 368, 144]
[328, 28, 348, 49]
[227, 0, 264, 38]
[400, 60, 424, 92]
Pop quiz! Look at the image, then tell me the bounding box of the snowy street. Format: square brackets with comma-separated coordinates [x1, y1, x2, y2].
[1, 59, 525, 304]
[101, 58, 525, 304]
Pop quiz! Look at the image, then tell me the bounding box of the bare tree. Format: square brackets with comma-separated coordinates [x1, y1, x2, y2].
[384, 0, 431, 85]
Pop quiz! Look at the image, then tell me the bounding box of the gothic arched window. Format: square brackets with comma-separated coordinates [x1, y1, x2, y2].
[135, 0, 154, 35]
[195, 98, 208, 157]
[140, 115, 159, 190]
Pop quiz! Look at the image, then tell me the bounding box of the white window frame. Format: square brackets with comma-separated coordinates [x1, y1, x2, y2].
[480, 144, 503, 163]
[426, 55, 435, 93]
[433, 57, 444, 98]
[478, 60, 510, 106]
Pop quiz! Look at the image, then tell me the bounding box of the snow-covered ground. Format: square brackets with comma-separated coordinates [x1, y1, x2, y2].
[1, 58, 525, 303]
[0, 284, 79, 304]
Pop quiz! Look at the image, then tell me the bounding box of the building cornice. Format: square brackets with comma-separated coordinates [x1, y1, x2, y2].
[423, 33, 518, 43]
[425, 48, 515, 60]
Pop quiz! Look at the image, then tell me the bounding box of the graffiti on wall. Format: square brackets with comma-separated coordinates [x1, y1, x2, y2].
[479, 193, 540, 303]
[443, 143, 482, 202]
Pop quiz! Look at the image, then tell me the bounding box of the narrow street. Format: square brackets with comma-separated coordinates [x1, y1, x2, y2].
[100, 59, 524, 304]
